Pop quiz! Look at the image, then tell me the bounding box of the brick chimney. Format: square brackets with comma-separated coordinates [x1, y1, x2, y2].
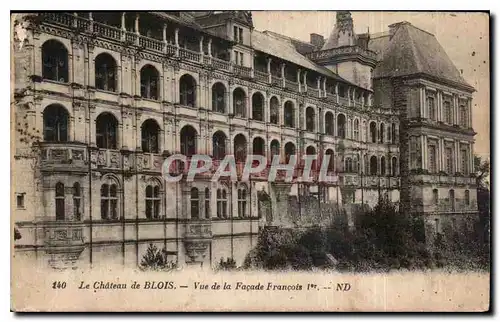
[310, 33, 325, 50]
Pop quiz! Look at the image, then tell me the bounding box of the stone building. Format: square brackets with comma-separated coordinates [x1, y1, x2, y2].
[12, 11, 477, 269]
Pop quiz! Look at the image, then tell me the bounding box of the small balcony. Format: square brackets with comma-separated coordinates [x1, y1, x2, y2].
[271, 75, 282, 87]
[39, 142, 88, 173]
[183, 221, 212, 263]
[285, 79, 299, 92]
[184, 221, 212, 240]
[307, 87, 320, 98]
[179, 47, 201, 63]
[43, 224, 86, 269]
[45, 225, 85, 248]
[254, 70, 268, 83]
[233, 65, 252, 79]
[208, 57, 231, 71]
[91, 148, 121, 169]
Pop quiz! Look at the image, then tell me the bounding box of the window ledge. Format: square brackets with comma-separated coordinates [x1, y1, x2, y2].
[42, 79, 69, 86]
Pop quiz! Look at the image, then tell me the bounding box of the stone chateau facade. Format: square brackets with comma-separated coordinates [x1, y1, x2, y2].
[12, 11, 478, 269]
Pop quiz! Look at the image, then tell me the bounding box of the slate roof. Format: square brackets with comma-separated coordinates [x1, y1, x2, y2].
[369, 22, 473, 90]
[252, 30, 354, 85]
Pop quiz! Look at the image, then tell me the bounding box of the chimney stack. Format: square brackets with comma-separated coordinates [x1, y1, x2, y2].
[388, 21, 410, 39]
[310, 33, 325, 50]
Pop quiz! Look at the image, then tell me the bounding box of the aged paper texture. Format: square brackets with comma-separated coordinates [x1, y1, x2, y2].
[11, 11, 490, 312]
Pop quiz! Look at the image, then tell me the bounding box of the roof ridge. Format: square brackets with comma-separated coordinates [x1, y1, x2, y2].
[403, 25, 424, 74]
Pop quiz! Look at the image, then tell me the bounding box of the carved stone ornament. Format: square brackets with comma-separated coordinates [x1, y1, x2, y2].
[183, 240, 210, 263]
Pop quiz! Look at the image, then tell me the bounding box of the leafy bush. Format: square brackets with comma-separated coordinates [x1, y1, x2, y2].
[216, 257, 237, 271]
[140, 243, 177, 271]
[244, 196, 489, 272]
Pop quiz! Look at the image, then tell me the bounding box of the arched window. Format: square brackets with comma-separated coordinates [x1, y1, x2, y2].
[233, 88, 246, 117]
[353, 119, 360, 141]
[146, 184, 161, 219]
[391, 157, 398, 176]
[284, 142, 296, 163]
[234, 134, 247, 163]
[237, 187, 247, 218]
[42, 40, 68, 82]
[444, 101, 452, 124]
[465, 190, 470, 206]
[43, 104, 68, 142]
[325, 112, 334, 135]
[180, 125, 197, 157]
[204, 188, 210, 219]
[284, 101, 295, 128]
[216, 189, 228, 218]
[73, 182, 81, 221]
[179, 74, 197, 107]
[345, 157, 353, 173]
[306, 145, 317, 170]
[141, 119, 160, 153]
[252, 137, 265, 156]
[380, 156, 386, 175]
[337, 114, 346, 138]
[370, 156, 378, 175]
[252, 92, 264, 121]
[140, 65, 159, 100]
[55, 182, 65, 221]
[190, 187, 199, 219]
[270, 96, 279, 124]
[380, 123, 385, 143]
[270, 140, 280, 159]
[325, 149, 335, 172]
[432, 189, 439, 205]
[212, 82, 226, 113]
[306, 107, 315, 132]
[95, 53, 117, 92]
[369, 122, 377, 143]
[96, 113, 118, 149]
[101, 180, 118, 220]
[449, 189, 455, 211]
[212, 131, 227, 160]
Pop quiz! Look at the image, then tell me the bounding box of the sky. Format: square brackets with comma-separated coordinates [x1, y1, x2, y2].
[251, 11, 490, 160]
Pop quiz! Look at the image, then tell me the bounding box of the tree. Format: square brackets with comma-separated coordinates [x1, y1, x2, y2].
[474, 155, 490, 189]
[474, 155, 491, 247]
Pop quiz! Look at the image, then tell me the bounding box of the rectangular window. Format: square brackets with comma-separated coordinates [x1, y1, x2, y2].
[233, 26, 238, 42]
[445, 147, 453, 174]
[239, 52, 244, 66]
[239, 28, 243, 43]
[234, 51, 239, 64]
[461, 150, 468, 174]
[428, 145, 436, 173]
[427, 96, 435, 120]
[460, 105, 468, 127]
[444, 101, 452, 124]
[16, 194, 25, 209]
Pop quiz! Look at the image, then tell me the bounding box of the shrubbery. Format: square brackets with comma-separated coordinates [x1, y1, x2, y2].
[140, 243, 177, 271]
[244, 196, 490, 272]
